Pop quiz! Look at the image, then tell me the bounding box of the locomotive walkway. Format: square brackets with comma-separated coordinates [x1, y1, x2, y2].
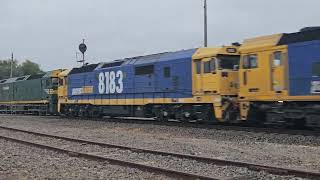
[0, 125, 319, 179]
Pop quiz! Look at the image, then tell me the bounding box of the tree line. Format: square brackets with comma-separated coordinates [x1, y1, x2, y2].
[0, 59, 43, 80]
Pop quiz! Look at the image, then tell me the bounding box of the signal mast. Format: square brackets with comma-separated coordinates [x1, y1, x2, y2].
[78, 39, 87, 66]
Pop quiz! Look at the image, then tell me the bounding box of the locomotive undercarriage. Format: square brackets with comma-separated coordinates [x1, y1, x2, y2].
[60, 103, 216, 123]
[0, 104, 50, 115]
[247, 102, 320, 128]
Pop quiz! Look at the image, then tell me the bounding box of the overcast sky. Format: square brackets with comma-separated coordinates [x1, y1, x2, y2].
[0, 0, 319, 70]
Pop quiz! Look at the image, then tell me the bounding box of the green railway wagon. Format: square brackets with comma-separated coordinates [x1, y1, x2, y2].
[0, 70, 62, 115]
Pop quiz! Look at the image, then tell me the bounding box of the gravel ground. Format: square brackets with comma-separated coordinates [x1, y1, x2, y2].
[0, 128, 303, 179]
[0, 115, 319, 176]
[0, 139, 166, 180]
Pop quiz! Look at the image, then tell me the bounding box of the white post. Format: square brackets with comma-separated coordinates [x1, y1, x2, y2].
[10, 53, 13, 78]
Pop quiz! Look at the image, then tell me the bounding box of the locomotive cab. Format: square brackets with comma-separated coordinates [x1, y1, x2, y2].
[192, 46, 240, 121]
[43, 69, 63, 114]
[57, 69, 70, 112]
[192, 47, 240, 95]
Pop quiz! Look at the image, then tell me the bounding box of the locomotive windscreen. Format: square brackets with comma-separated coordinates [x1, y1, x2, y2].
[217, 55, 240, 70]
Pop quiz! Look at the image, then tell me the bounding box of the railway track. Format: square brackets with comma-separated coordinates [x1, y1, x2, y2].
[0, 126, 218, 180]
[1, 114, 320, 137]
[64, 115, 320, 137]
[0, 125, 319, 179]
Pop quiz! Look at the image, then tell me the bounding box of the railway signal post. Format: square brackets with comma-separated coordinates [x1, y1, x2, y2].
[78, 39, 87, 66]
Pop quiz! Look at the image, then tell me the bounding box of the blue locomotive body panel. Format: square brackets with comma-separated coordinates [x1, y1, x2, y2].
[67, 49, 197, 101]
[288, 40, 320, 96]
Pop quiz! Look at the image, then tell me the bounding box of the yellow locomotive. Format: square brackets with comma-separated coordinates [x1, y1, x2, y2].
[238, 29, 320, 127]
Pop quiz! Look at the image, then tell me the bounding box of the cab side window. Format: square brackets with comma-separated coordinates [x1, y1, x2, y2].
[312, 62, 320, 76]
[195, 61, 201, 74]
[204, 59, 216, 73]
[59, 78, 64, 86]
[135, 65, 154, 75]
[273, 51, 282, 67]
[163, 67, 171, 78]
[204, 61, 211, 73]
[243, 54, 258, 69]
[46, 79, 50, 86]
[52, 78, 58, 85]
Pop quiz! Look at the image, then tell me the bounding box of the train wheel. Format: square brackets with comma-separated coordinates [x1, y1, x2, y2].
[305, 114, 320, 129]
[157, 110, 169, 122]
[247, 107, 266, 126]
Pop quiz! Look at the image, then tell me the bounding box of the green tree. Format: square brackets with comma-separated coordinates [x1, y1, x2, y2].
[17, 60, 43, 76]
[0, 59, 43, 80]
[0, 59, 19, 80]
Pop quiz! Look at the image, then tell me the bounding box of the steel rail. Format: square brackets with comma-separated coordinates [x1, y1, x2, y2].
[1, 114, 319, 136]
[0, 125, 320, 179]
[60, 116, 320, 136]
[0, 134, 219, 180]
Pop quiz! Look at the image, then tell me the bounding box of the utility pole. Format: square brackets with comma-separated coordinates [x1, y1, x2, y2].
[10, 53, 13, 78]
[203, 0, 208, 47]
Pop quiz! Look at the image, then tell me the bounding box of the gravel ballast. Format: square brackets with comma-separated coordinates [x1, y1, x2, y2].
[0, 128, 304, 179]
[0, 115, 319, 178]
[0, 139, 166, 179]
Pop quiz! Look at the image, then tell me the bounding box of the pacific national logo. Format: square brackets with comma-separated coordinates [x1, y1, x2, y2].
[71, 86, 93, 95]
[71, 88, 82, 95]
[311, 81, 320, 94]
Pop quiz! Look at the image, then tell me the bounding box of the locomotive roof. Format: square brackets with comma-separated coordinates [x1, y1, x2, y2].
[278, 28, 320, 45]
[192, 46, 239, 60]
[69, 49, 197, 75]
[68, 64, 99, 75]
[240, 28, 320, 52]
[0, 75, 30, 84]
[0, 72, 56, 84]
[123, 48, 196, 65]
[58, 69, 71, 77]
[240, 34, 283, 51]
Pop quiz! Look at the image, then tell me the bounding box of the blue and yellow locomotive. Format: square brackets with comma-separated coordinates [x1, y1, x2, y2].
[58, 47, 240, 122]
